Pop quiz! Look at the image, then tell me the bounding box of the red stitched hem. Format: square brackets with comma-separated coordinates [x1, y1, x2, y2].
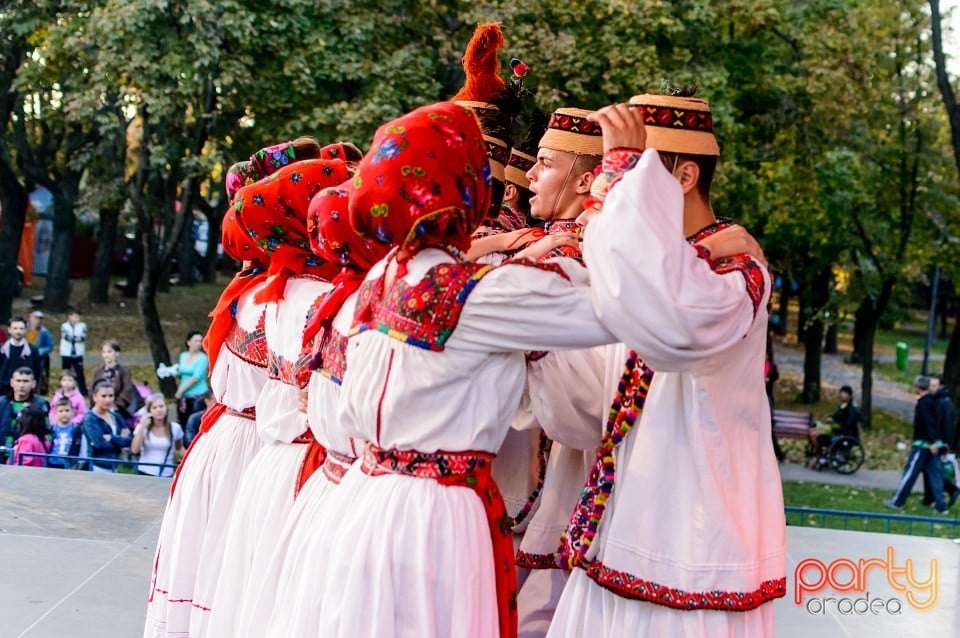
[584, 562, 786, 612]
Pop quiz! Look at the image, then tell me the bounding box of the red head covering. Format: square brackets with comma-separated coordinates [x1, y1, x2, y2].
[348, 102, 492, 269]
[302, 186, 391, 352]
[233, 158, 350, 303]
[225, 141, 300, 200]
[202, 211, 270, 373]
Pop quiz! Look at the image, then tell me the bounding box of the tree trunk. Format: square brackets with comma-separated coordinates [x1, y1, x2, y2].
[41, 188, 78, 312]
[799, 268, 830, 403]
[88, 207, 119, 304]
[860, 307, 877, 431]
[796, 298, 808, 343]
[124, 229, 143, 298]
[138, 231, 176, 397]
[0, 159, 28, 321]
[943, 301, 960, 449]
[824, 322, 838, 354]
[850, 299, 870, 364]
[177, 214, 195, 286]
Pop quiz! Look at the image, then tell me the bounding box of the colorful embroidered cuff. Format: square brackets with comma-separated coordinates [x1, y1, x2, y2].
[602, 148, 644, 190]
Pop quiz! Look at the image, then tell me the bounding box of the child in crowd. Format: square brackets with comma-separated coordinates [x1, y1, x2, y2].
[48, 398, 81, 469]
[48, 369, 87, 426]
[10, 405, 51, 467]
[59, 308, 88, 396]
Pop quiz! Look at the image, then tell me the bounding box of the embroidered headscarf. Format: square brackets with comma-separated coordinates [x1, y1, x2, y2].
[302, 186, 391, 358]
[225, 137, 334, 200]
[233, 158, 350, 303]
[202, 210, 270, 373]
[348, 101, 492, 271]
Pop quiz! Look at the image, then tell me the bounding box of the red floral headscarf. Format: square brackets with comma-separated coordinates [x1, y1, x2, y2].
[348, 102, 492, 268]
[233, 159, 350, 303]
[225, 141, 300, 200]
[202, 211, 270, 373]
[302, 186, 391, 351]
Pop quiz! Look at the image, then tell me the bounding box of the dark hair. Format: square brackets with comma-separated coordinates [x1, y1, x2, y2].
[185, 330, 203, 346]
[12, 367, 35, 379]
[8, 315, 25, 326]
[67, 307, 81, 317]
[60, 369, 77, 380]
[291, 136, 322, 159]
[572, 154, 602, 177]
[55, 397, 74, 411]
[91, 379, 115, 395]
[102, 339, 121, 353]
[839, 385, 854, 397]
[657, 152, 717, 200]
[17, 406, 49, 439]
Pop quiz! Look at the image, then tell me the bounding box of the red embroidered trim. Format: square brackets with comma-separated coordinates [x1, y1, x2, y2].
[508, 153, 535, 173]
[548, 112, 603, 137]
[352, 262, 495, 351]
[688, 220, 766, 319]
[486, 139, 510, 165]
[516, 550, 561, 570]
[584, 562, 786, 612]
[602, 149, 643, 191]
[502, 257, 572, 282]
[322, 450, 355, 485]
[630, 104, 714, 132]
[268, 349, 314, 388]
[316, 328, 348, 384]
[541, 217, 582, 263]
[224, 310, 268, 367]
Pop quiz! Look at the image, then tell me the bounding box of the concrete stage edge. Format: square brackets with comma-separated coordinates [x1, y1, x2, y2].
[1, 465, 957, 637]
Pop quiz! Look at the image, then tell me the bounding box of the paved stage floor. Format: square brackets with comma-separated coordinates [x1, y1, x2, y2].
[1, 464, 957, 637]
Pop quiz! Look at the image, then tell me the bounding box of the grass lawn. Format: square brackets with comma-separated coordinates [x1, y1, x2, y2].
[783, 481, 960, 539]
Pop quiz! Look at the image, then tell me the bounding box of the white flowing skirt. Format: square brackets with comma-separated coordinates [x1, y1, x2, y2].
[264, 464, 499, 638]
[546, 569, 776, 638]
[193, 440, 309, 636]
[143, 413, 263, 638]
[238, 462, 344, 638]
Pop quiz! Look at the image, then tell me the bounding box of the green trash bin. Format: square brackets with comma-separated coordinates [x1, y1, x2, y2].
[895, 341, 908, 371]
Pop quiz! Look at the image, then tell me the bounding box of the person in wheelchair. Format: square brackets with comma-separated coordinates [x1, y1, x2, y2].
[808, 385, 862, 469]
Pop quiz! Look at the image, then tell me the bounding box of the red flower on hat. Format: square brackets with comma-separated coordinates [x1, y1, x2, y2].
[510, 58, 529, 78]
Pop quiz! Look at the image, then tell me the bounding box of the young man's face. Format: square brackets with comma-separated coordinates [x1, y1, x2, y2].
[10, 373, 35, 400]
[526, 148, 579, 221]
[68, 312, 80, 324]
[28, 315, 41, 330]
[7, 321, 26, 341]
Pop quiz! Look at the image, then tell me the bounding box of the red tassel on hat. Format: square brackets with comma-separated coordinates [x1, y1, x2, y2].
[452, 22, 506, 102]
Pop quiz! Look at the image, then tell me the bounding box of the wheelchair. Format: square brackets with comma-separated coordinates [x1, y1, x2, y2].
[807, 434, 865, 475]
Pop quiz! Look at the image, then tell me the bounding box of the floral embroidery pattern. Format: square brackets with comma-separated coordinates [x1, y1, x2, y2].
[322, 450, 356, 485]
[689, 220, 767, 319]
[558, 351, 653, 570]
[515, 550, 561, 570]
[547, 111, 603, 136]
[631, 103, 714, 132]
[224, 310, 268, 368]
[541, 218, 583, 263]
[584, 563, 786, 612]
[351, 262, 495, 351]
[316, 328, 348, 385]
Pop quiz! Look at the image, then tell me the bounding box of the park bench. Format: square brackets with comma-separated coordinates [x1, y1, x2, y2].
[771, 409, 814, 443]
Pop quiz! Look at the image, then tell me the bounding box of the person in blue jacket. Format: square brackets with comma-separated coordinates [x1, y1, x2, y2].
[82, 379, 132, 472]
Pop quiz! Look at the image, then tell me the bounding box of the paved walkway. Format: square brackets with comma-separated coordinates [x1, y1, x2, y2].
[779, 460, 915, 492]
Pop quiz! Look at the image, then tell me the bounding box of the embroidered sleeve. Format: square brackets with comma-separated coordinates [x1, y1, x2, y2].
[711, 257, 767, 319]
[602, 148, 644, 190]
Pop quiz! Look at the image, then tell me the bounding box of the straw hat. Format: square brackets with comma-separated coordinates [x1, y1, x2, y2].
[505, 148, 536, 189]
[626, 94, 719, 156]
[538, 107, 603, 156]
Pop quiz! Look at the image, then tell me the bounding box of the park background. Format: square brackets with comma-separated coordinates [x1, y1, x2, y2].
[4, 1, 960, 530]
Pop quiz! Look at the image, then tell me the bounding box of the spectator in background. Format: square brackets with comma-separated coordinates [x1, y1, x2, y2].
[59, 308, 88, 396]
[175, 331, 209, 428]
[91, 339, 138, 422]
[0, 316, 42, 390]
[183, 390, 213, 448]
[48, 397, 81, 469]
[0, 367, 50, 461]
[82, 379, 132, 473]
[131, 393, 184, 477]
[9, 405, 51, 467]
[923, 374, 958, 508]
[48, 369, 87, 426]
[885, 375, 949, 513]
[808, 385, 861, 467]
[25, 310, 54, 394]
